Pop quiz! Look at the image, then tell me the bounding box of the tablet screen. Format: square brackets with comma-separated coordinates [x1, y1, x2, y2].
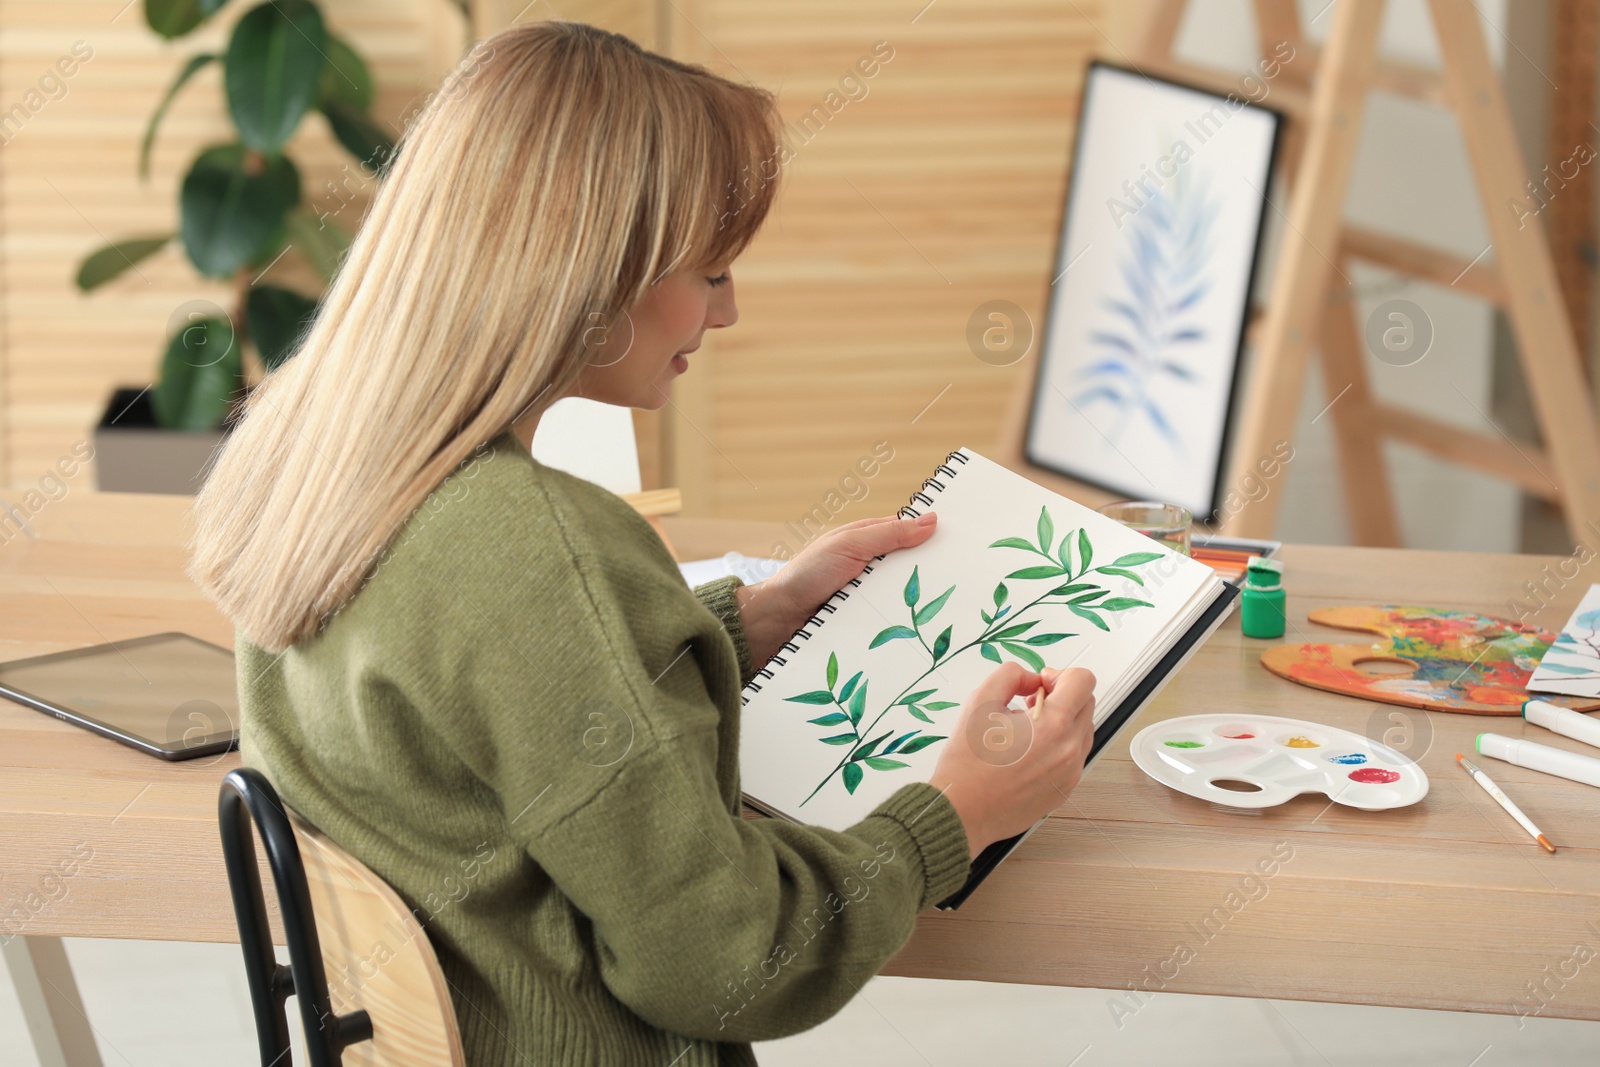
[0, 633, 237, 752]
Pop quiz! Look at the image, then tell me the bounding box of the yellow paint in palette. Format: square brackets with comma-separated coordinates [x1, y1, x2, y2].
[1284, 735, 1320, 748]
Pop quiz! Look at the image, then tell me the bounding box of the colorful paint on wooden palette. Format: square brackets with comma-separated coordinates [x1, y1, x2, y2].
[1348, 767, 1401, 784]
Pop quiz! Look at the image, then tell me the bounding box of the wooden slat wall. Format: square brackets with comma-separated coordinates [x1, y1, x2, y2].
[4, 0, 1106, 528]
[659, 0, 1104, 541]
[0, 0, 469, 488]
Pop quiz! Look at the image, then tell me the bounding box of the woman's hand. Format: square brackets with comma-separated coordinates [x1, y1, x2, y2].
[927, 663, 1097, 860]
[734, 512, 939, 670]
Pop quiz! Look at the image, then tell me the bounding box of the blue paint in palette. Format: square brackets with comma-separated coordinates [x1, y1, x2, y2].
[1327, 753, 1368, 765]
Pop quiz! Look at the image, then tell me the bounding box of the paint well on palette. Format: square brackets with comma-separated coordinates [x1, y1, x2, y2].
[1284, 736, 1319, 748]
[1221, 731, 1255, 739]
[1348, 767, 1401, 784]
[1327, 753, 1368, 765]
[1165, 740, 1205, 748]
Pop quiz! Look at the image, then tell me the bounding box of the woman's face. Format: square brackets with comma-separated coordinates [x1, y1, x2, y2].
[577, 261, 738, 409]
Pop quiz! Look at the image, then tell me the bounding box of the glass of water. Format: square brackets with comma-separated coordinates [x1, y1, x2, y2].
[1095, 500, 1192, 556]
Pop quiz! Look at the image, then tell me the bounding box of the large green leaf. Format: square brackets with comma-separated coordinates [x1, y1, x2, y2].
[151, 315, 240, 430]
[784, 690, 834, 705]
[321, 99, 395, 172]
[317, 33, 372, 110]
[145, 0, 228, 39]
[931, 625, 951, 661]
[283, 206, 352, 283]
[225, 0, 328, 153]
[245, 285, 317, 370]
[180, 144, 301, 278]
[75, 235, 170, 291]
[913, 585, 955, 626]
[1001, 642, 1045, 670]
[838, 670, 863, 703]
[825, 652, 838, 690]
[903, 566, 920, 607]
[1036, 506, 1053, 553]
[842, 763, 863, 794]
[868, 625, 917, 649]
[140, 53, 218, 181]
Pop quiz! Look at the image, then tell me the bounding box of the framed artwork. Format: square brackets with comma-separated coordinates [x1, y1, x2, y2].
[1024, 61, 1283, 521]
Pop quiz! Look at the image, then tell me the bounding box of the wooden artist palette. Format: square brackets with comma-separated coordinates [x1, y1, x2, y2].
[1260, 605, 1600, 716]
[1129, 713, 1429, 811]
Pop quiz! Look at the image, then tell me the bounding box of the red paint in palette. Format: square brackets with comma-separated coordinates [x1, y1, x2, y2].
[1221, 731, 1255, 739]
[1348, 767, 1401, 784]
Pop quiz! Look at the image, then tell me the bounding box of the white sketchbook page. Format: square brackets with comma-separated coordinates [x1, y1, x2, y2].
[1528, 584, 1600, 697]
[739, 448, 1216, 831]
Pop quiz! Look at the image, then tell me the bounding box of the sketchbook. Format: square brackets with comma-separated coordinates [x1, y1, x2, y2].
[737, 447, 1239, 909]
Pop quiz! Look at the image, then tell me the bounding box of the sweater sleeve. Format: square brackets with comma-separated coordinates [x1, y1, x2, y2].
[691, 575, 756, 686]
[531, 730, 973, 1042]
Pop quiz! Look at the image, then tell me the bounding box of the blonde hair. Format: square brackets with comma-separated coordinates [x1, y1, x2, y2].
[187, 20, 782, 653]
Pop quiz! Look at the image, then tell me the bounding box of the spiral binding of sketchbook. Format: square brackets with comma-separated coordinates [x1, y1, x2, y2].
[736, 446, 1239, 909]
[744, 450, 972, 705]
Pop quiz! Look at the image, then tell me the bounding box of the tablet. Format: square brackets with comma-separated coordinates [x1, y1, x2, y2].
[0, 632, 239, 760]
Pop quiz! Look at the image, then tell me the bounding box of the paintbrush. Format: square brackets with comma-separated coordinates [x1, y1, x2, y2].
[1456, 752, 1556, 854]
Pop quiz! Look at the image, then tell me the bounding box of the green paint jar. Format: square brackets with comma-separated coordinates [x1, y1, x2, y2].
[1240, 556, 1286, 639]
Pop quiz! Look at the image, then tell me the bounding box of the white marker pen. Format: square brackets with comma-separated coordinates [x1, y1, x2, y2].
[1477, 732, 1600, 790]
[1523, 698, 1600, 752]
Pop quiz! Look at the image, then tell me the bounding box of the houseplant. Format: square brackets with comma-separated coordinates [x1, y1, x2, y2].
[77, 0, 395, 492]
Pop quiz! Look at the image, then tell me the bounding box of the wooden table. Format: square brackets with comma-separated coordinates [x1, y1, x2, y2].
[3, 497, 1599, 1066]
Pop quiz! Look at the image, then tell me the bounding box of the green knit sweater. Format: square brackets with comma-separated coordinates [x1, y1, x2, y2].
[237, 430, 972, 1067]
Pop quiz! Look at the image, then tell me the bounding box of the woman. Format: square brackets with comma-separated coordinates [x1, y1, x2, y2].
[189, 20, 1097, 1067]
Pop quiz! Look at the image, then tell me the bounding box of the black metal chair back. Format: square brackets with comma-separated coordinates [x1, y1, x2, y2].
[218, 767, 374, 1067]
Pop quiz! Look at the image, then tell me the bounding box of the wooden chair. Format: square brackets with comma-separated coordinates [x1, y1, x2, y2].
[218, 767, 467, 1066]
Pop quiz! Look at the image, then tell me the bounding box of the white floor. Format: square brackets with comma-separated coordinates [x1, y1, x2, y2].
[2, 937, 1594, 1066]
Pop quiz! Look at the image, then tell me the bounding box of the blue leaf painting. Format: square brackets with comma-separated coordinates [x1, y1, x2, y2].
[1072, 162, 1216, 449]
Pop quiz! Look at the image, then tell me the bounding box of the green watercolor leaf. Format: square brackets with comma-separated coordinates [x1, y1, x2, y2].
[908, 705, 934, 723]
[1078, 529, 1092, 571]
[852, 731, 893, 761]
[1100, 597, 1154, 611]
[1069, 589, 1107, 604]
[1112, 551, 1163, 567]
[807, 712, 850, 726]
[993, 620, 1039, 640]
[895, 689, 937, 706]
[826, 651, 838, 689]
[981, 642, 1001, 663]
[863, 757, 910, 771]
[785, 690, 835, 704]
[839, 671, 863, 702]
[904, 566, 920, 607]
[1024, 632, 1072, 645]
[981, 609, 992, 624]
[1006, 565, 1067, 580]
[932, 625, 952, 662]
[914, 586, 955, 626]
[843, 763, 863, 793]
[897, 735, 947, 754]
[993, 582, 1008, 607]
[923, 701, 959, 710]
[820, 732, 857, 745]
[1097, 566, 1145, 585]
[1037, 506, 1053, 553]
[1070, 604, 1110, 631]
[848, 681, 867, 725]
[1001, 641, 1045, 670]
[989, 537, 1037, 552]
[1049, 582, 1095, 597]
[884, 730, 920, 754]
[869, 625, 917, 648]
[1057, 535, 1072, 572]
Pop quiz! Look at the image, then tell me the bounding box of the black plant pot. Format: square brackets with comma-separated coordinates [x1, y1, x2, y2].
[93, 386, 240, 495]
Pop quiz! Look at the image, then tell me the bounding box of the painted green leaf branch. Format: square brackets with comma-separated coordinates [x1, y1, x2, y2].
[789, 506, 1163, 805]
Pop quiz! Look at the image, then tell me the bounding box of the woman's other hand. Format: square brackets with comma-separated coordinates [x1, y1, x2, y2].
[734, 512, 938, 669]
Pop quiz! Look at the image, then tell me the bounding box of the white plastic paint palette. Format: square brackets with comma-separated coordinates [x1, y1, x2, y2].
[1129, 714, 1429, 811]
